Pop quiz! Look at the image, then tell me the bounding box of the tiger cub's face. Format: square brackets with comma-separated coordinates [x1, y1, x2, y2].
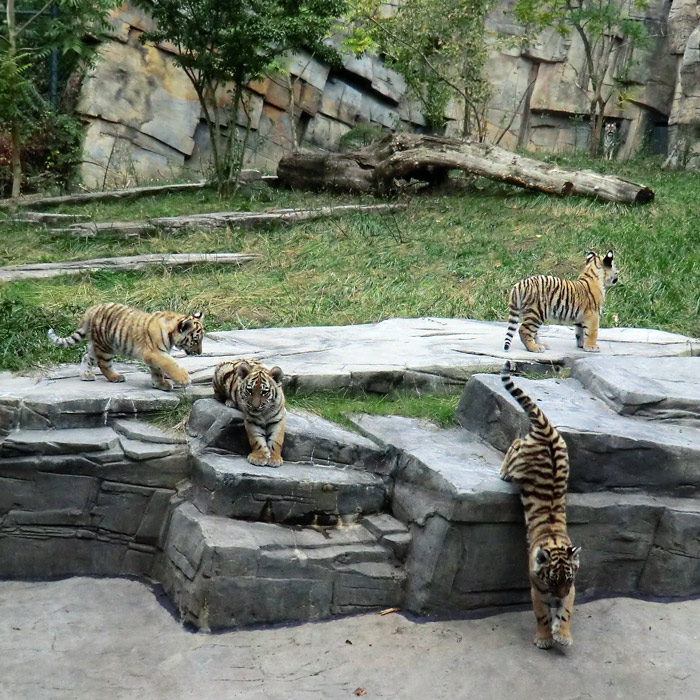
[532, 545, 581, 599]
[586, 249, 618, 289]
[175, 312, 204, 355]
[237, 362, 284, 412]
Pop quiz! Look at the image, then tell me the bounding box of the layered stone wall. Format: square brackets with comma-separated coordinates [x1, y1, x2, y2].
[76, 1, 700, 187]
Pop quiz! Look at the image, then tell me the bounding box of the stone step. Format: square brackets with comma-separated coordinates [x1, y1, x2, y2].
[0, 373, 184, 433]
[571, 356, 700, 424]
[0, 427, 120, 456]
[456, 373, 700, 496]
[348, 414, 700, 612]
[157, 502, 408, 629]
[187, 399, 394, 476]
[190, 450, 387, 524]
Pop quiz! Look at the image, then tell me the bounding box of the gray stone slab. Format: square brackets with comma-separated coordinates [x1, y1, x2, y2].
[0, 427, 119, 456]
[112, 418, 186, 444]
[179, 318, 698, 394]
[458, 373, 700, 495]
[188, 398, 394, 475]
[572, 356, 700, 423]
[190, 451, 387, 522]
[158, 502, 405, 629]
[118, 436, 182, 461]
[0, 373, 182, 430]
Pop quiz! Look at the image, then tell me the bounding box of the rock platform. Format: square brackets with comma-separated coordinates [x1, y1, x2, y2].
[0, 318, 699, 629]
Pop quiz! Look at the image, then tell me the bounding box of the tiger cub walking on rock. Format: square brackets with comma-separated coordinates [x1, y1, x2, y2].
[213, 359, 286, 467]
[500, 361, 581, 649]
[48, 302, 203, 391]
[504, 250, 618, 353]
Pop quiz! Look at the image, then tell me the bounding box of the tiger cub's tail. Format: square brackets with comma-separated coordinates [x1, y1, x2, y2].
[500, 360, 551, 436]
[48, 326, 87, 348]
[503, 288, 520, 351]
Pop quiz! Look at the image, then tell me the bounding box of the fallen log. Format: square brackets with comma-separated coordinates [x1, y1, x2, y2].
[52, 203, 407, 237]
[0, 253, 258, 283]
[277, 134, 655, 205]
[0, 171, 261, 211]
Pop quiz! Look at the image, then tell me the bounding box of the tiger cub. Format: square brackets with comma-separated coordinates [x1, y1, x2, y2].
[212, 359, 286, 467]
[48, 302, 203, 391]
[500, 361, 581, 649]
[504, 250, 618, 353]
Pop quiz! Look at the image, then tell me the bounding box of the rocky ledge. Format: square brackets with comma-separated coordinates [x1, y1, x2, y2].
[0, 320, 698, 629]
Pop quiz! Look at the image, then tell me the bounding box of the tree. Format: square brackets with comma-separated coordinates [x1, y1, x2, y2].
[0, 0, 118, 202]
[513, 0, 649, 157]
[136, 0, 346, 194]
[347, 0, 492, 138]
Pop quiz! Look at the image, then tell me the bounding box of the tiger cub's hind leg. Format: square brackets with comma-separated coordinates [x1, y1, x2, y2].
[518, 314, 546, 353]
[79, 346, 97, 381]
[500, 438, 522, 481]
[95, 351, 125, 383]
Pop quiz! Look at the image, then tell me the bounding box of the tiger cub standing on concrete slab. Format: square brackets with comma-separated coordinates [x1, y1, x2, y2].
[503, 250, 618, 353]
[48, 302, 203, 391]
[500, 361, 581, 649]
[213, 359, 286, 467]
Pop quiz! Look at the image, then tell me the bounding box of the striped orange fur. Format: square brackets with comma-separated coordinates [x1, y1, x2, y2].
[500, 361, 581, 649]
[213, 359, 286, 467]
[48, 302, 203, 391]
[504, 250, 618, 353]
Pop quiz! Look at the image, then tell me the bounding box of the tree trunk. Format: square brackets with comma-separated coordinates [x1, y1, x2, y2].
[7, 0, 21, 205]
[277, 134, 654, 205]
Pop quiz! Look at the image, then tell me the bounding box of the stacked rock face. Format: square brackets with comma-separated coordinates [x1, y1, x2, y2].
[76, 1, 700, 188]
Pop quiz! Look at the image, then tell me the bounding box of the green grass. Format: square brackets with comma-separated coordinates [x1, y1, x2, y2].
[287, 390, 462, 430]
[2, 156, 699, 382]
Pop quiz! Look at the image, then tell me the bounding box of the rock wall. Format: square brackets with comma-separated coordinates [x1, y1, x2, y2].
[76, 1, 700, 185]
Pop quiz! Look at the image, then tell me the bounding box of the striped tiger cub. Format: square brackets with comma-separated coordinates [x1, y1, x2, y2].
[212, 359, 286, 467]
[48, 302, 203, 391]
[504, 250, 618, 353]
[500, 361, 581, 649]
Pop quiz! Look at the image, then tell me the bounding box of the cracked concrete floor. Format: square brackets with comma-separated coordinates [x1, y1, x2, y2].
[0, 577, 697, 700]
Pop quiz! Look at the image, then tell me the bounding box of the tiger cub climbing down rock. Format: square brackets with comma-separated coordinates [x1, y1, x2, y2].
[48, 302, 203, 391]
[504, 250, 618, 353]
[213, 359, 286, 467]
[500, 361, 581, 649]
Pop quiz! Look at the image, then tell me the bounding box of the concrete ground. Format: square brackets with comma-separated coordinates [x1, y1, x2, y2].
[0, 578, 696, 700]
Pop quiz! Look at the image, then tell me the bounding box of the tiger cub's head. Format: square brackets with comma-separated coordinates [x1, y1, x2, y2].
[236, 361, 284, 412]
[175, 312, 204, 355]
[532, 544, 581, 600]
[585, 249, 618, 289]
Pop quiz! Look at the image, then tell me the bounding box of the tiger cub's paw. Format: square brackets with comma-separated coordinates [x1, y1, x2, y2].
[534, 636, 555, 650]
[108, 374, 126, 383]
[80, 371, 96, 381]
[553, 632, 573, 647]
[248, 451, 271, 467]
[266, 455, 283, 468]
[152, 378, 174, 391]
[583, 344, 600, 353]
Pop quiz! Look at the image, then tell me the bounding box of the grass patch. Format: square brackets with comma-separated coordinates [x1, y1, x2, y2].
[287, 390, 461, 430]
[2, 155, 699, 375]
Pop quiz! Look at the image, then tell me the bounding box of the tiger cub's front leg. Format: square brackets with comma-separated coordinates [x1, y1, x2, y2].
[265, 414, 286, 467]
[531, 585, 555, 649]
[582, 311, 600, 353]
[552, 586, 576, 646]
[244, 419, 272, 466]
[143, 351, 191, 389]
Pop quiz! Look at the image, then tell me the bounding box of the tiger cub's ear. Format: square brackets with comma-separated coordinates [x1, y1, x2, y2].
[585, 251, 596, 263]
[603, 250, 614, 268]
[192, 311, 203, 320]
[178, 318, 194, 333]
[534, 547, 551, 572]
[235, 360, 253, 379]
[568, 546, 582, 565]
[269, 366, 284, 384]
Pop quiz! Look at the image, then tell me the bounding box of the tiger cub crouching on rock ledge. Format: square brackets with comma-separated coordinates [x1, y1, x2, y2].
[504, 249, 618, 353]
[213, 359, 286, 467]
[500, 361, 580, 649]
[48, 302, 203, 391]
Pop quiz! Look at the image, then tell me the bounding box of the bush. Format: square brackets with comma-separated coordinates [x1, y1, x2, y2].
[338, 123, 385, 152]
[0, 110, 84, 196]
